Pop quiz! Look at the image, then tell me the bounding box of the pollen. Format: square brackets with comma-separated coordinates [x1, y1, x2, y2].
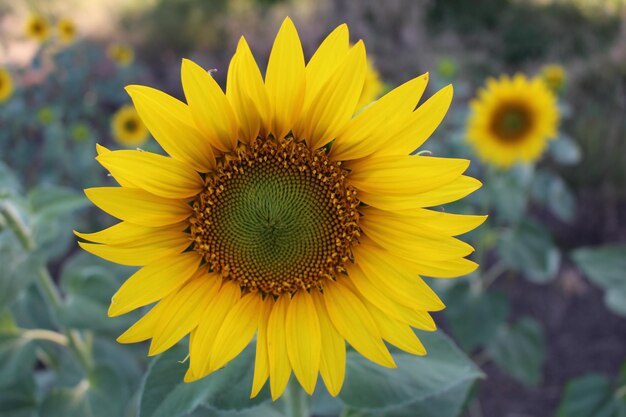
[190, 137, 361, 296]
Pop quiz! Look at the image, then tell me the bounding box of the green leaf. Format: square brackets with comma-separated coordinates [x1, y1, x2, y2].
[27, 186, 89, 218]
[572, 245, 626, 318]
[139, 343, 271, 417]
[487, 165, 533, 224]
[0, 231, 40, 311]
[497, 220, 560, 283]
[443, 282, 509, 352]
[58, 252, 137, 332]
[531, 170, 576, 223]
[549, 135, 581, 166]
[39, 366, 128, 417]
[555, 374, 626, 417]
[0, 376, 37, 417]
[338, 331, 483, 417]
[0, 333, 37, 387]
[486, 317, 545, 386]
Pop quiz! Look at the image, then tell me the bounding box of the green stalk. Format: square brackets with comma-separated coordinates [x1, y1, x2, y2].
[284, 380, 309, 417]
[1, 202, 93, 371]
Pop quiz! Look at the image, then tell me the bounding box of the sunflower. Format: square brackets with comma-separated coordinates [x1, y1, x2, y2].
[355, 58, 384, 110]
[466, 74, 559, 168]
[77, 18, 484, 400]
[57, 18, 77, 45]
[107, 43, 134, 67]
[0, 68, 13, 103]
[540, 64, 566, 93]
[25, 14, 50, 42]
[111, 105, 149, 146]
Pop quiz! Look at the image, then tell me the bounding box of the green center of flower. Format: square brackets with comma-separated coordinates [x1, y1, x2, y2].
[491, 104, 532, 143]
[124, 118, 139, 133]
[190, 137, 360, 296]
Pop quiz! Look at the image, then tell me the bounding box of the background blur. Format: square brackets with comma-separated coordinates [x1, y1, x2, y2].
[1, 0, 625, 416]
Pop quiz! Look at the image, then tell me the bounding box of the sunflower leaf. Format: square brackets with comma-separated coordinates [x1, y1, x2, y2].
[555, 373, 626, 417]
[486, 317, 545, 386]
[572, 245, 626, 318]
[337, 331, 483, 417]
[139, 343, 272, 417]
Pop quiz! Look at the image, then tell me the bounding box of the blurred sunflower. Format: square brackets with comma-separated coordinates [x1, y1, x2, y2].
[0, 68, 13, 103]
[77, 18, 484, 400]
[467, 74, 559, 168]
[107, 43, 134, 67]
[57, 18, 77, 45]
[540, 64, 567, 93]
[111, 105, 148, 146]
[25, 14, 50, 42]
[356, 58, 384, 110]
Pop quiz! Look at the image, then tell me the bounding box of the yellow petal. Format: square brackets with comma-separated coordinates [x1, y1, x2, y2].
[85, 187, 191, 227]
[348, 155, 469, 196]
[73, 221, 188, 245]
[96, 150, 203, 199]
[365, 302, 426, 356]
[375, 84, 454, 156]
[404, 257, 479, 279]
[125, 85, 216, 172]
[353, 242, 445, 311]
[330, 73, 429, 161]
[296, 41, 366, 150]
[210, 292, 262, 371]
[189, 280, 241, 378]
[360, 210, 475, 261]
[95, 144, 135, 187]
[323, 280, 395, 368]
[265, 17, 305, 140]
[311, 290, 345, 397]
[116, 299, 168, 344]
[149, 274, 220, 356]
[78, 236, 190, 266]
[346, 263, 436, 331]
[266, 294, 292, 400]
[181, 58, 238, 152]
[364, 207, 487, 237]
[285, 291, 321, 395]
[251, 296, 274, 398]
[356, 175, 482, 211]
[303, 24, 350, 111]
[227, 37, 269, 141]
[108, 252, 201, 317]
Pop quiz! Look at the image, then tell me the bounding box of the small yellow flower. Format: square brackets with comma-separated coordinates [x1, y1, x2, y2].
[467, 74, 559, 168]
[78, 18, 485, 400]
[111, 105, 149, 146]
[107, 43, 134, 67]
[25, 14, 50, 42]
[70, 122, 91, 142]
[356, 59, 384, 110]
[0, 68, 14, 103]
[540, 64, 567, 93]
[37, 107, 56, 125]
[57, 18, 77, 45]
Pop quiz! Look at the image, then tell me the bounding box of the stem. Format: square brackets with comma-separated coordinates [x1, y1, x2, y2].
[21, 329, 68, 346]
[284, 380, 309, 417]
[36, 267, 93, 370]
[481, 260, 509, 290]
[1, 201, 94, 371]
[0, 202, 35, 251]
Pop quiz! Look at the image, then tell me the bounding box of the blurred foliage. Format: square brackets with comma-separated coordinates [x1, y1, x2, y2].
[427, 0, 620, 66]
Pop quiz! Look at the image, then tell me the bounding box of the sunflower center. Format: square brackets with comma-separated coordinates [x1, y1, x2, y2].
[124, 118, 139, 133]
[190, 137, 360, 296]
[491, 104, 532, 143]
